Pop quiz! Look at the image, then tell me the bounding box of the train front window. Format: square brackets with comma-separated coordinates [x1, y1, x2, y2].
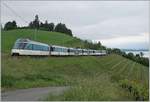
[13, 43, 27, 49]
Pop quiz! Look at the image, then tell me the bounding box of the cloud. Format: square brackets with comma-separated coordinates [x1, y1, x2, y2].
[97, 32, 149, 49]
[1, 1, 149, 49]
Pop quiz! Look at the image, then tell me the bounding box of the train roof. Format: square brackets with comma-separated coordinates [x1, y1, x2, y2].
[52, 45, 69, 49]
[15, 38, 49, 46]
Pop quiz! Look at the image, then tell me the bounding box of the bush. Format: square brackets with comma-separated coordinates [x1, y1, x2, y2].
[119, 79, 149, 101]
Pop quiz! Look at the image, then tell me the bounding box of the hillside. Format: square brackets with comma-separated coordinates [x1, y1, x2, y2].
[1, 29, 149, 101]
[1, 29, 85, 53]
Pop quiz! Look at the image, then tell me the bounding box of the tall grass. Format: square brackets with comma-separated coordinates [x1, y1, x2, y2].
[1, 53, 148, 100]
[45, 75, 134, 101]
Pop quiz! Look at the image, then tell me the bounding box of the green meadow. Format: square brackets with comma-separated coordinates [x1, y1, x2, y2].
[1, 29, 149, 101]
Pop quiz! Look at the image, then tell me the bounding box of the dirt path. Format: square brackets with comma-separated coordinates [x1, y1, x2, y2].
[2, 86, 70, 101]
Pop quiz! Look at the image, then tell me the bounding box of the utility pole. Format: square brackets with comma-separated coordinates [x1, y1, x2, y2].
[34, 28, 37, 40]
[34, 14, 39, 41]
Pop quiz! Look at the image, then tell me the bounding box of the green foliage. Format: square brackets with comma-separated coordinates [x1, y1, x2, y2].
[28, 15, 72, 36]
[108, 48, 149, 67]
[119, 79, 149, 101]
[29, 14, 40, 29]
[4, 21, 17, 30]
[111, 48, 122, 54]
[140, 52, 144, 57]
[46, 76, 133, 101]
[127, 53, 134, 58]
[28, 15, 71, 36]
[39, 21, 54, 31]
[54, 23, 72, 36]
[83, 40, 105, 50]
[122, 52, 149, 67]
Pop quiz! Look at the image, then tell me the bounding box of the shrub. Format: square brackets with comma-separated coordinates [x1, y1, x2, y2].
[119, 79, 149, 101]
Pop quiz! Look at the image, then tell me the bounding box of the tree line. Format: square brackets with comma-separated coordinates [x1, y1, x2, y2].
[3, 15, 72, 36]
[107, 48, 149, 67]
[83, 40, 106, 50]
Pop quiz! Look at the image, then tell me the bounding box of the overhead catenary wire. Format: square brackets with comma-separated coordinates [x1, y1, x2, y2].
[3, 2, 37, 40]
[2, 2, 29, 24]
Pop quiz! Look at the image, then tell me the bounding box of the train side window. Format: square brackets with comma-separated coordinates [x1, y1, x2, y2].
[42, 46, 45, 51]
[63, 48, 66, 52]
[17, 43, 27, 49]
[55, 47, 62, 52]
[43, 46, 49, 51]
[33, 44, 39, 50]
[45, 46, 49, 51]
[35, 45, 40, 50]
[39, 45, 43, 51]
[32, 44, 35, 50]
[63, 48, 68, 52]
[61, 48, 64, 52]
[25, 44, 32, 50]
[53, 47, 59, 52]
[54, 47, 57, 52]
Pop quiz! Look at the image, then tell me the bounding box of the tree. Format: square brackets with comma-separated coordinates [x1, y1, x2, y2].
[4, 20, 17, 30]
[40, 22, 44, 27]
[106, 48, 112, 54]
[98, 41, 102, 46]
[29, 22, 34, 28]
[127, 52, 134, 59]
[48, 23, 54, 31]
[54, 23, 72, 36]
[112, 48, 122, 54]
[39, 21, 54, 31]
[12, 21, 17, 28]
[136, 54, 140, 57]
[44, 20, 49, 30]
[140, 52, 144, 57]
[29, 15, 39, 29]
[33, 15, 40, 29]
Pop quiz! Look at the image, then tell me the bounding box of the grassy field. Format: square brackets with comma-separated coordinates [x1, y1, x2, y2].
[1, 29, 149, 101]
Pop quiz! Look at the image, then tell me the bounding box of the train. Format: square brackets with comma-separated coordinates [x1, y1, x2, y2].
[11, 38, 107, 56]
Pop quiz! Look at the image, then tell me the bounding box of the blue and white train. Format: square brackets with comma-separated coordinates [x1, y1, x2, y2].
[11, 38, 107, 56]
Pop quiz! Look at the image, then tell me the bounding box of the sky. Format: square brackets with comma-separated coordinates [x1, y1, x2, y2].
[1, 1, 149, 49]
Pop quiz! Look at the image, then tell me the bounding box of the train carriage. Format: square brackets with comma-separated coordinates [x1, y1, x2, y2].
[11, 39, 50, 56]
[82, 49, 88, 55]
[68, 48, 76, 56]
[50, 45, 68, 56]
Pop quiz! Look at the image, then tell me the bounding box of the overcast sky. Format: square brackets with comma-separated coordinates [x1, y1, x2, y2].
[1, 1, 149, 49]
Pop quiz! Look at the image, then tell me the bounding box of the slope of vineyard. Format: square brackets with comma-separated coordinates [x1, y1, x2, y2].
[1, 29, 149, 101]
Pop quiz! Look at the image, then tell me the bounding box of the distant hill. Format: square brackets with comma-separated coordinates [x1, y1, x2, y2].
[121, 49, 148, 52]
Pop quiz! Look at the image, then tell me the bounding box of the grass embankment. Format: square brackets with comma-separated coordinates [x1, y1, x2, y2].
[1, 29, 149, 101]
